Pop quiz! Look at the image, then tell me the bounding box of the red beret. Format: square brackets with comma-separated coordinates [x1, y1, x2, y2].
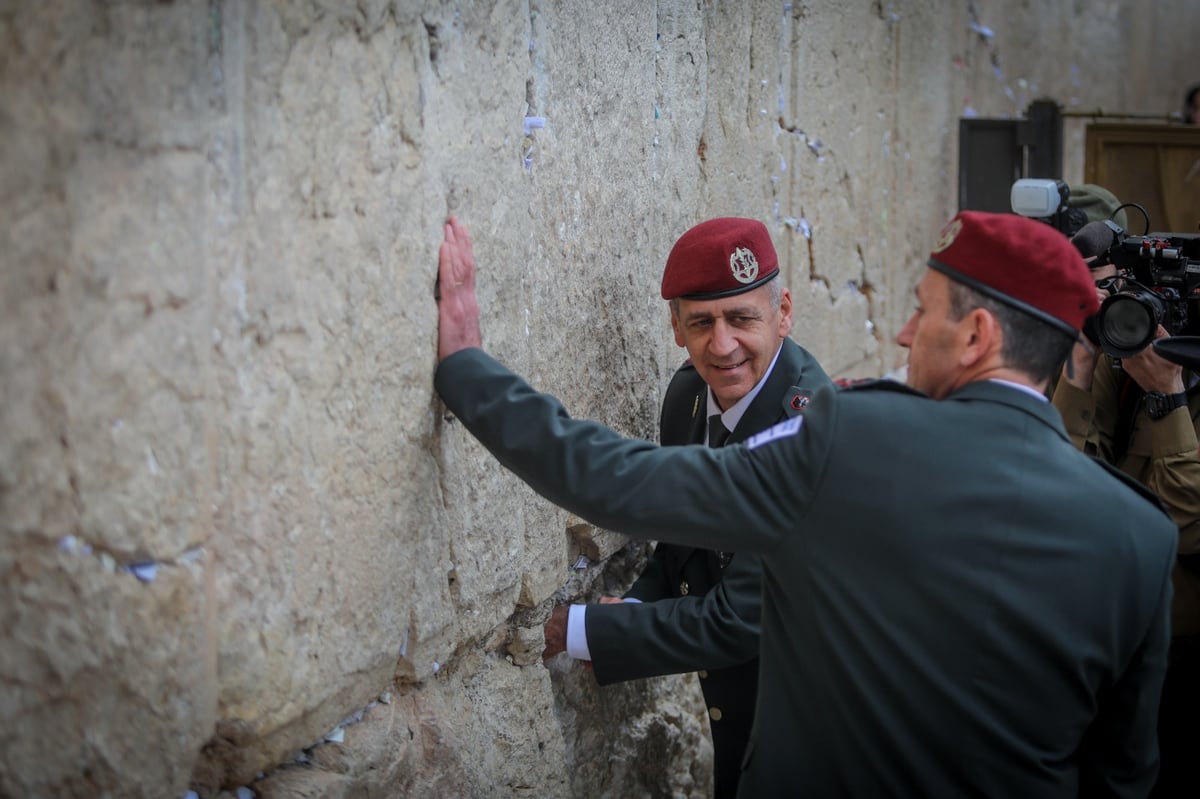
[927, 211, 1100, 335]
[661, 217, 780, 300]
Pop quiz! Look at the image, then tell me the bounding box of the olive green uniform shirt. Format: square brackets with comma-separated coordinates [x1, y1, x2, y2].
[1053, 362, 1200, 636]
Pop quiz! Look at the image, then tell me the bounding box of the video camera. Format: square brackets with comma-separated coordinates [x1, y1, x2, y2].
[1093, 230, 1200, 358]
[1011, 178, 1200, 367]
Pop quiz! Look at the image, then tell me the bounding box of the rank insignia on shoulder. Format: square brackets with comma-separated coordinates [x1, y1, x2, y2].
[746, 416, 803, 450]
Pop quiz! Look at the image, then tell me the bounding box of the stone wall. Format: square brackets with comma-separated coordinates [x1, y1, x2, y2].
[1, 1, 1197, 797]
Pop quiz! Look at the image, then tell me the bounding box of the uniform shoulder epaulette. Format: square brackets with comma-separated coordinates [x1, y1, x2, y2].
[835, 377, 924, 396]
[1088, 456, 1173, 520]
[673, 357, 697, 375]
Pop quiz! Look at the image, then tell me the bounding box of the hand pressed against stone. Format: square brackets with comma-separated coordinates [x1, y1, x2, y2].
[436, 216, 482, 361]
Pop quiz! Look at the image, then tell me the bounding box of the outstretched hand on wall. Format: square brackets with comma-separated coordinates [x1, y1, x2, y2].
[436, 216, 482, 361]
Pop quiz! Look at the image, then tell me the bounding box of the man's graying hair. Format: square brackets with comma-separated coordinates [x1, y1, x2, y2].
[945, 280, 1075, 385]
[669, 275, 783, 316]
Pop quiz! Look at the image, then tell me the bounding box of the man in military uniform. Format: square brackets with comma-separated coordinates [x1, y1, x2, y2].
[433, 211, 1176, 796]
[539, 217, 831, 798]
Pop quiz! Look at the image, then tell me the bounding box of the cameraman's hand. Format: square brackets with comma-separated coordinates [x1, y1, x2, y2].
[1061, 270, 1120, 392]
[1121, 325, 1185, 394]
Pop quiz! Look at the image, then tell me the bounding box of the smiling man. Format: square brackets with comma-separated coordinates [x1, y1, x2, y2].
[541, 217, 831, 798]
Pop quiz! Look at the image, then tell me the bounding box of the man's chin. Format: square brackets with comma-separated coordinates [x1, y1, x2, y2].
[709, 379, 750, 408]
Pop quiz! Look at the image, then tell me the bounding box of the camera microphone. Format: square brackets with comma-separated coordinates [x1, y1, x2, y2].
[1071, 219, 1124, 265]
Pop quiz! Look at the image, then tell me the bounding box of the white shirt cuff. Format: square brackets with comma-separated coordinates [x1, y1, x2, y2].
[566, 604, 591, 660]
[566, 598, 643, 661]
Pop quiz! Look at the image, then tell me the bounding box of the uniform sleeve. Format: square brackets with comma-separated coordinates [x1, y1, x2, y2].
[587, 553, 763, 685]
[1051, 360, 1119, 459]
[619, 362, 697, 602]
[435, 349, 819, 555]
[1076, 553, 1173, 798]
[1054, 361, 1200, 562]
[1132, 401, 1200, 553]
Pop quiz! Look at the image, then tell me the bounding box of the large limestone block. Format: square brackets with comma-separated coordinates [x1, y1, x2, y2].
[195, 0, 522, 764]
[251, 650, 571, 799]
[1, 3, 220, 795]
[0, 545, 213, 797]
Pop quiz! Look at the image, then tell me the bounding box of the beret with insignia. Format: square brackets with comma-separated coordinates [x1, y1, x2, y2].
[927, 210, 1099, 336]
[661, 217, 780, 300]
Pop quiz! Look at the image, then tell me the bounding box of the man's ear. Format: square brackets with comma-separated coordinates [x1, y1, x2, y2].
[959, 307, 999, 367]
[777, 288, 794, 337]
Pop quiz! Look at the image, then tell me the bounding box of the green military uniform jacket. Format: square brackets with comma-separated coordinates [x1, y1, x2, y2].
[585, 338, 830, 798]
[1053, 362, 1200, 636]
[436, 349, 1176, 797]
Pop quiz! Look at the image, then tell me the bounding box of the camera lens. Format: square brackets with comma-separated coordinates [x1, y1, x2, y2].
[1098, 292, 1160, 358]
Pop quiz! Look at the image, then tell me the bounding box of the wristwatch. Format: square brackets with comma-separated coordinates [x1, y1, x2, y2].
[1144, 390, 1188, 420]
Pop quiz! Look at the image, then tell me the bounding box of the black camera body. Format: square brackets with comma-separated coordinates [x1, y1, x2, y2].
[1095, 232, 1200, 358]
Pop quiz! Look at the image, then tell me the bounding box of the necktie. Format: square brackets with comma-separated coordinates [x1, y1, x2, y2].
[708, 414, 732, 448]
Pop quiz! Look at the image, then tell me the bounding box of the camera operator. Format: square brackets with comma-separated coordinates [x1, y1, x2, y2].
[1052, 238, 1200, 798]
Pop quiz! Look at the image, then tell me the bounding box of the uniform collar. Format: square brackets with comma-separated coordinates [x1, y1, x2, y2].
[985, 377, 1048, 401]
[949, 379, 1068, 440]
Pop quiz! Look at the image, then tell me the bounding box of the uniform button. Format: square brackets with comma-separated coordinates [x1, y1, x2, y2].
[679, 581, 689, 596]
[709, 707, 723, 722]
[698, 670, 708, 679]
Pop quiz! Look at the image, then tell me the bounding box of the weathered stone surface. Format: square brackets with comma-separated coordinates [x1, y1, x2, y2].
[0, 544, 213, 797]
[2, 1, 1199, 797]
[566, 517, 629, 565]
[250, 650, 572, 799]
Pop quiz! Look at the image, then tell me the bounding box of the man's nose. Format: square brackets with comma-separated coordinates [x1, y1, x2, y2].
[710, 321, 737, 355]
